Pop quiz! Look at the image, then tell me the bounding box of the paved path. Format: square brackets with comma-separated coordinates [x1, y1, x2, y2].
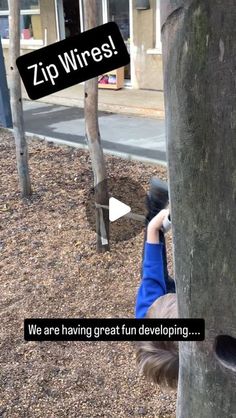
[21, 82, 165, 119]
[23, 101, 166, 164]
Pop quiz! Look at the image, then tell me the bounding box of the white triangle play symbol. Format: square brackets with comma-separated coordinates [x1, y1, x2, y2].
[109, 197, 131, 222]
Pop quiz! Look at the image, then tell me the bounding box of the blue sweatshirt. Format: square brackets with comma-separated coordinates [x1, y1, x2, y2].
[135, 242, 167, 318]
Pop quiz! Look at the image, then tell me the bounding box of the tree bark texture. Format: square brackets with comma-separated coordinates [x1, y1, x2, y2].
[8, 0, 32, 197]
[161, 1, 236, 417]
[83, 0, 109, 253]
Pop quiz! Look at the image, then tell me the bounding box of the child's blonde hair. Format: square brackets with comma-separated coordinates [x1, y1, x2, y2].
[136, 293, 179, 389]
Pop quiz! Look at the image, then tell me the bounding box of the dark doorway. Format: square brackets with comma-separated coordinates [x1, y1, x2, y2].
[63, 0, 81, 38]
[108, 0, 130, 80]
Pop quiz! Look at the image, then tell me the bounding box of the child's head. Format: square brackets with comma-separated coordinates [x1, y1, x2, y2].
[136, 293, 179, 390]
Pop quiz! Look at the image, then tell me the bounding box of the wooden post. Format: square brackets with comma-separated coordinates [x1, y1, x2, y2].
[9, 0, 32, 197]
[161, 1, 236, 417]
[83, 0, 109, 253]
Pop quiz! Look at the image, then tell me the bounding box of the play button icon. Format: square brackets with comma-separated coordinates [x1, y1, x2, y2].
[109, 197, 131, 222]
[85, 176, 147, 243]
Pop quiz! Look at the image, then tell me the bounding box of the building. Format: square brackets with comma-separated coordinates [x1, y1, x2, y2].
[0, 0, 163, 91]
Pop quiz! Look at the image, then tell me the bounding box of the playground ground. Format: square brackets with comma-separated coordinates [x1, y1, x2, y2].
[0, 130, 176, 418]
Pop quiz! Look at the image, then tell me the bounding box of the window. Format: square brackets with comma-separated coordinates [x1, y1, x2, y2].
[79, 0, 103, 33]
[0, 0, 8, 10]
[0, 0, 42, 43]
[155, 0, 162, 53]
[107, 0, 130, 43]
[147, 0, 162, 55]
[0, 0, 9, 39]
[76, 0, 129, 41]
[106, 0, 130, 79]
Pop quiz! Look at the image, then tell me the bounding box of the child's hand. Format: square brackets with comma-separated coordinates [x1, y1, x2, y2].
[149, 209, 169, 231]
[147, 209, 169, 244]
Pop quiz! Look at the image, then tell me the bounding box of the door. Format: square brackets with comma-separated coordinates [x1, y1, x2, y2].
[62, 0, 81, 38]
[107, 0, 130, 80]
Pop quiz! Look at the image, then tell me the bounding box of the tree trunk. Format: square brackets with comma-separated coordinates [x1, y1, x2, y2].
[161, 1, 236, 417]
[9, 0, 32, 197]
[83, 0, 109, 253]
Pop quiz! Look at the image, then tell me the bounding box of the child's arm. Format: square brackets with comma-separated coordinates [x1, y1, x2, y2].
[135, 209, 169, 318]
[146, 209, 169, 243]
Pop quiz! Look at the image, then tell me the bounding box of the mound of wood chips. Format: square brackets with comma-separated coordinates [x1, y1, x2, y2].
[0, 130, 176, 418]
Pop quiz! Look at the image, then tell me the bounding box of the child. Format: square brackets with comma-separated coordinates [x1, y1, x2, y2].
[135, 184, 179, 390]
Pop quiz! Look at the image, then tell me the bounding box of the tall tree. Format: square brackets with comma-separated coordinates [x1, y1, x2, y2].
[83, 0, 109, 253]
[161, 1, 236, 417]
[9, 0, 31, 197]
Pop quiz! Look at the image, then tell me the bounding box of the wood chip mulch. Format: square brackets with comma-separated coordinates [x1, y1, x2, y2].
[0, 130, 176, 418]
